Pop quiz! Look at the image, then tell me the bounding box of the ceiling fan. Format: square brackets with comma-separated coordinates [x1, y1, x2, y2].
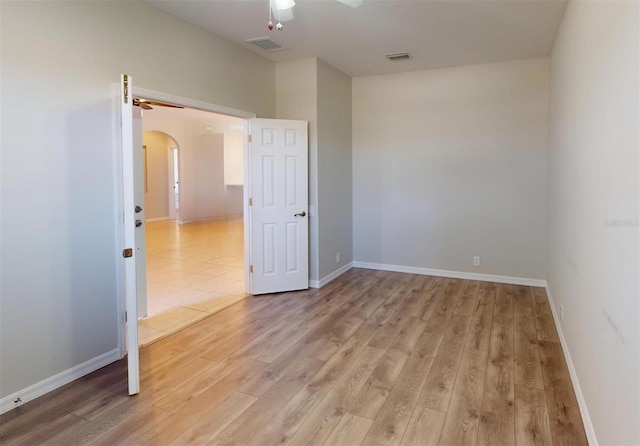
[133, 97, 184, 110]
[268, 0, 361, 30]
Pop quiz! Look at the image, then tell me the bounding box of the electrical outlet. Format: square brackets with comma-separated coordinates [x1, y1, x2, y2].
[336, 252, 341, 264]
[473, 256, 480, 267]
[560, 305, 564, 322]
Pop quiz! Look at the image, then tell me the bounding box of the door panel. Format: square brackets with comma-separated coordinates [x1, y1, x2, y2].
[250, 119, 308, 295]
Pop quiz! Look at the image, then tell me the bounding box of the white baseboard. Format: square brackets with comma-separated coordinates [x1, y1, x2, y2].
[351, 261, 547, 287]
[309, 262, 354, 289]
[0, 348, 120, 415]
[145, 217, 172, 222]
[544, 285, 598, 446]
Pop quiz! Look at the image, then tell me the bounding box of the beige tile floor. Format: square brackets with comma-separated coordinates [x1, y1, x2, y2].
[138, 217, 246, 346]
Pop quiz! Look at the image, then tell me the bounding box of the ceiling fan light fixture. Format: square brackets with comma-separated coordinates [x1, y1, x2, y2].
[274, 0, 295, 10]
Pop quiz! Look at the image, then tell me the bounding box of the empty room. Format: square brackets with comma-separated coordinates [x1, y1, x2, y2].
[0, 1, 638, 445]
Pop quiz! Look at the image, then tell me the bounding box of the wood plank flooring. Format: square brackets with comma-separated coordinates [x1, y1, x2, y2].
[0, 269, 588, 445]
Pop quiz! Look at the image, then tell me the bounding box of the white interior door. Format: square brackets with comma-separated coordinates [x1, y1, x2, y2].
[133, 109, 147, 318]
[250, 118, 308, 295]
[120, 74, 140, 395]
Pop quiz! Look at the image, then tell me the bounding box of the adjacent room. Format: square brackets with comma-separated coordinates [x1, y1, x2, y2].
[0, 1, 637, 445]
[137, 103, 248, 345]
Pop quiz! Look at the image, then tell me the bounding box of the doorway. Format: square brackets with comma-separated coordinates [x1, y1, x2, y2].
[137, 103, 249, 346]
[119, 82, 310, 396]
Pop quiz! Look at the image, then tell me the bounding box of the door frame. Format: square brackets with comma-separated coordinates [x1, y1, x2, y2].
[114, 85, 255, 357]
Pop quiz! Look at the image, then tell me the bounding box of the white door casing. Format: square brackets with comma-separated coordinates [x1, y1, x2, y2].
[133, 108, 148, 319]
[250, 118, 309, 295]
[120, 74, 140, 395]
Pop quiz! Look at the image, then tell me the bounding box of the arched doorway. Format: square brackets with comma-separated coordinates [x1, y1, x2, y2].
[142, 130, 180, 222]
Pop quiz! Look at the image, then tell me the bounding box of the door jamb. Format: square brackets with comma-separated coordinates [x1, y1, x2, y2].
[114, 85, 256, 356]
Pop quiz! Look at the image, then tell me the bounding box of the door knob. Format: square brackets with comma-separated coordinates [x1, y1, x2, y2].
[135, 205, 143, 213]
[135, 220, 142, 227]
[294, 211, 306, 217]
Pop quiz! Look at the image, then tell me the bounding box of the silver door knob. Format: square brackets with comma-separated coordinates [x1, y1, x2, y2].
[294, 211, 306, 217]
[135, 220, 142, 227]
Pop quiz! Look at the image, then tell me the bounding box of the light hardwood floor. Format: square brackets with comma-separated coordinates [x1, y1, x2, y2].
[0, 269, 588, 445]
[139, 218, 246, 346]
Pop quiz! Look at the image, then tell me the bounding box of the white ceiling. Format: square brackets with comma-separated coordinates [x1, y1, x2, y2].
[145, 0, 567, 77]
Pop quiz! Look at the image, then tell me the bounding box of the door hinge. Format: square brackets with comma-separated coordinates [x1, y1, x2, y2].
[250, 265, 254, 273]
[248, 134, 252, 143]
[123, 74, 129, 104]
[123, 248, 133, 258]
[249, 198, 253, 206]
[125, 311, 128, 323]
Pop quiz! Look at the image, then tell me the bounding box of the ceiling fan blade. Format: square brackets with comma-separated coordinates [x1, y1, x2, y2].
[144, 100, 184, 109]
[336, 0, 362, 7]
[133, 98, 153, 110]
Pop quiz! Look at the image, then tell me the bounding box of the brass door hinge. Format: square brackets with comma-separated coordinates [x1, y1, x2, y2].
[123, 74, 129, 104]
[123, 248, 133, 258]
[249, 198, 253, 206]
[250, 265, 254, 273]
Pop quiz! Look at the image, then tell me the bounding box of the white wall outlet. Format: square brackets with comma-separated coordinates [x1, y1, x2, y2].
[473, 256, 480, 267]
[560, 305, 564, 322]
[336, 252, 341, 264]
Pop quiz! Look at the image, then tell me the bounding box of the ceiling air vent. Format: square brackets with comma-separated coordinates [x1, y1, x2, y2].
[246, 37, 284, 52]
[386, 52, 412, 61]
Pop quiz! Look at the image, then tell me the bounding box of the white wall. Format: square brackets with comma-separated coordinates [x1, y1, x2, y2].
[352, 58, 549, 280]
[222, 130, 244, 186]
[187, 133, 226, 222]
[143, 131, 174, 220]
[276, 59, 320, 281]
[276, 58, 354, 284]
[206, 121, 245, 217]
[317, 60, 353, 279]
[143, 107, 243, 222]
[548, 1, 639, 444]
[0, 0, 274, 400]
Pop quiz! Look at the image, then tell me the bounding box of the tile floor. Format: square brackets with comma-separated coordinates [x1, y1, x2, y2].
[138, 217, 247, 346]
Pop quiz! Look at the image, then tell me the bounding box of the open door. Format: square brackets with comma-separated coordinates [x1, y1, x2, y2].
[119, 74, 140, 395]
[249, 119, 309, 295]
